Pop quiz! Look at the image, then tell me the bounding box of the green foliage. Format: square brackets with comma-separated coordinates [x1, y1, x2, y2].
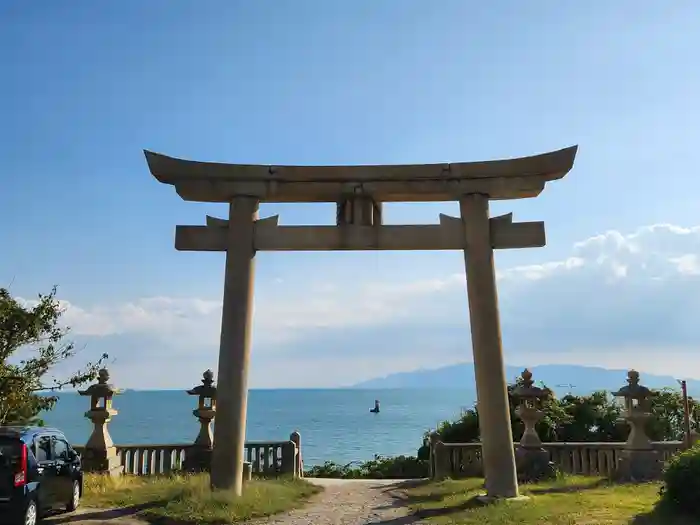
[426, 375, 700, 448]
[305, 455, 429, 479]
[660, 444, 700, 515]
[0, 286, 108, 425]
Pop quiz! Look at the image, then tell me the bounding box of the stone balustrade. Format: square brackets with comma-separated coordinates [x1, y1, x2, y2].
[72, 439, 301, 477]
[429, 441, 686, 480]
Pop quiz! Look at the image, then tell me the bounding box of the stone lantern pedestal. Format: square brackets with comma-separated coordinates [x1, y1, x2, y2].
[78, 368, 122, 476]
[513, 369, 556, 482]
[184, 370, 217, 473]
[612, 370, 662, 481]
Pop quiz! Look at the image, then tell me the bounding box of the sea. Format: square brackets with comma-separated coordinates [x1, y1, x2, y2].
[41, 389, 476, 466]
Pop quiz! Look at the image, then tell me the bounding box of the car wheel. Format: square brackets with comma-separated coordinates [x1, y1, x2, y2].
[22, 499, 38, 525]
[66, 480, 80, 512]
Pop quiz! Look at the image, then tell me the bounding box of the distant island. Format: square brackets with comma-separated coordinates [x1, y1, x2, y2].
[351, 363, 700, 396]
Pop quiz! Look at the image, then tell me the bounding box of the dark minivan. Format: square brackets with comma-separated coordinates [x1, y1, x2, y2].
[0, 426, 82, 525]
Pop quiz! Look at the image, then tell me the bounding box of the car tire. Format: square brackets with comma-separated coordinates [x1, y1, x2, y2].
[66, 480, 80, 512]
[21, 498, 38, 525]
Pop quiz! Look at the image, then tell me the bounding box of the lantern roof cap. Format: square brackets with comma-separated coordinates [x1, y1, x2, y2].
[512, 368, 553, 400]
[612, 370, 653, 399]
[77, 368, 118, 397]
[187, 369, 217, 397]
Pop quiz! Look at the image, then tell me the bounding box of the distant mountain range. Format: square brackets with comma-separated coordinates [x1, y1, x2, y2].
[352, 363, 700, 396]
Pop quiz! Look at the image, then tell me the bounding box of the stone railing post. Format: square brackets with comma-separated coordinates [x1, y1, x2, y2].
[77, 368, 122, 476]
[290, 431, 303, 477]
[690, 429, 700, 446]
[280, 441, 297, 476]
[612, 370, 662, 481]
[429, 432, 450, 481]
[183, 370, 217, 472]
[242, 461, 252, 483]
[512, 369, 556, 481]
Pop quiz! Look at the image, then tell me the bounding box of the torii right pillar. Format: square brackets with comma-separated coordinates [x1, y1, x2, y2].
[460, 193, 519, 499]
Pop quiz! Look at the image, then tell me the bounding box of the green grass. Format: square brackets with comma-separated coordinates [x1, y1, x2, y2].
[402, 476, 695, 524]
[82, 472, 321, 524]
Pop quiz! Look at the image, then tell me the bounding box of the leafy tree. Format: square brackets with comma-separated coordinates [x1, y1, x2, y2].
[0, 286, 107, 425]
[554, 391, 626, 442]
[426, 378, 700, 448]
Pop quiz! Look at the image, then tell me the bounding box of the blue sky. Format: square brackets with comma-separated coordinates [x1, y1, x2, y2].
[2, 1, 700, 388]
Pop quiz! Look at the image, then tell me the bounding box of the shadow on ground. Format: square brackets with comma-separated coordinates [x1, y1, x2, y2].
[527, 477, 611, 495]
[42, 500, 170, 524]
[363, 479, 489, 525]
[369, 477, 633, 525]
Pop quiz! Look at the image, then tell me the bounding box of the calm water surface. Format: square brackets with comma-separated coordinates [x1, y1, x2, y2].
[42, 388, 476, 466]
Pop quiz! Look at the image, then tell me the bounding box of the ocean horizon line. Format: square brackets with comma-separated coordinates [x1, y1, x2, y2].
[42, 386, 478, 394]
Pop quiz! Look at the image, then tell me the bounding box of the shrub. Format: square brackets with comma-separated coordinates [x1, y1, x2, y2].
[660, 444, 700, 515]
[305, 455, 429, 479]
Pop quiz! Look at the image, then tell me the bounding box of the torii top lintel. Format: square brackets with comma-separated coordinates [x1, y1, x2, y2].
[144, 145, 577, 203]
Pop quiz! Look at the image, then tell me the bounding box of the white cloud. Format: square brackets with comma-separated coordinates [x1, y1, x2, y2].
[16, 223, 700, 387]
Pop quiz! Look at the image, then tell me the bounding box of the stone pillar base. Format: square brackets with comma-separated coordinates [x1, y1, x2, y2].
[515, 447, 557, 482]
[476, 494, 530, 505]
[613, 449, 662, 482]
[81, 446, 122, 476]
[184, 447, 212, 473]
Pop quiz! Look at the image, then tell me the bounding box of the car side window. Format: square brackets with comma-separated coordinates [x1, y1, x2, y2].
[35, 435, 52, 463]
[53, 437, 69, 461]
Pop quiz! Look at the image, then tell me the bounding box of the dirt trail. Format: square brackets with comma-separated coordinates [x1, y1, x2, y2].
[244, 478, 424, 525]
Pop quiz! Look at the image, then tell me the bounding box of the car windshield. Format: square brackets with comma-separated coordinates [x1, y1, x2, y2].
[0, 437, 21, 471]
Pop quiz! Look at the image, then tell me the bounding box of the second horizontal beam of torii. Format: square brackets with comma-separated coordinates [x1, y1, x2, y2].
[174, 212, 545, 252]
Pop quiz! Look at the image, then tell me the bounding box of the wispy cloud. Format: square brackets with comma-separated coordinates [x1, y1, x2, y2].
[17, 223, 700, 388]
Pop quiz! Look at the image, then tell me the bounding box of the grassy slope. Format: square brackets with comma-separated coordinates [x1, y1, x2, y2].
[82, 473, 321, 524]
[403, 476, 694, 525]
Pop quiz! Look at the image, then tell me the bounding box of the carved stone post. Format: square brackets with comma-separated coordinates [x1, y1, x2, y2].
[290, 431, 303, 477]
[612, 370, 662, 481]
[184, 370, 217, 472]
[280, 441, 297, 476]
[513, 369, 556, 481]
[78, 368, 121, 476]
[429, 432, 450, 481]
[691, 428, 700, 446]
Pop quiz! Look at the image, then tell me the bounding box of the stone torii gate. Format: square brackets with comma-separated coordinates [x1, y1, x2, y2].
[145, 145, 577, 498]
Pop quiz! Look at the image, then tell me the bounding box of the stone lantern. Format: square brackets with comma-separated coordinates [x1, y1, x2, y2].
[184, 369, 217, 472]
[612, 370, 661, 481]
[77, 368, 121, 476]
[512, 369, 556, 481]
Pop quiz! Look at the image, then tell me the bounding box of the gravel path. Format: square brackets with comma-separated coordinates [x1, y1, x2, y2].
[243, 478, 425, 525]
[43, 478, 426, 525]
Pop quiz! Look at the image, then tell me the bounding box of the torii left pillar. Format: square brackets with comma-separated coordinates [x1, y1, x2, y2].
[210, 196, 258, 495]
[461, 193, 519, 499]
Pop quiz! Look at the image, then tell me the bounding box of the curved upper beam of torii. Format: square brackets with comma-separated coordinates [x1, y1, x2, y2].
[143, 145, 578, 203]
